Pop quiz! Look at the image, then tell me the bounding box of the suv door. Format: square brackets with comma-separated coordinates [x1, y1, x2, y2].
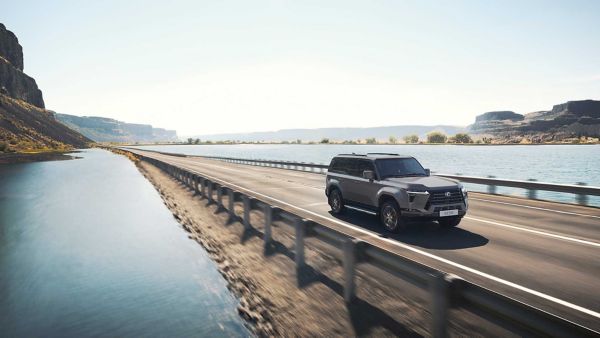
[353, 159, 381, 208]
[342, 158, 364, 203]
[329, 158, 355, 202]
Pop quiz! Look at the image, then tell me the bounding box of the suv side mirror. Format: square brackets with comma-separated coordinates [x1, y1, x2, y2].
[424, 168, 431, 176]
[363, 170, 375, 180]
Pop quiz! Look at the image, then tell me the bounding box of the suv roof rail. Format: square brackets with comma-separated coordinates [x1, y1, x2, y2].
[337, 153, 367, 156]
[366, 152, 400, 156]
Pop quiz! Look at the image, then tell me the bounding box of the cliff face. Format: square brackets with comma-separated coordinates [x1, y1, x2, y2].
[0, 23, 44, 108]
[0, 23, 90, 153]
[469, 100, 600, 142]
[0, 23, 23, 71]
[56, 113, 178, 143]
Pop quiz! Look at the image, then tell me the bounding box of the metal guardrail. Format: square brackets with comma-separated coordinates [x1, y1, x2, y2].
[125, 149, 598, 337]
[129, 149, 597, 207]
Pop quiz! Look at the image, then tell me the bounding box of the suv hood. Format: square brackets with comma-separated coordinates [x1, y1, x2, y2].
[383, 175, 460, 190]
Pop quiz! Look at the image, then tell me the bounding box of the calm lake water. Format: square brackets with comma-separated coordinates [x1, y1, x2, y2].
[130, 144, 600, 206]
[0, 149, 250, 337]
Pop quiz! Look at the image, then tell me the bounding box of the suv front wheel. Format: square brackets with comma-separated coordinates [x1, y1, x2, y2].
[328, 188, 345, 214]
[380, 200, 405, 233]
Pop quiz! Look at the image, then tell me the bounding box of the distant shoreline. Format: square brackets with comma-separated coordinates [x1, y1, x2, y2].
[116, 142, 599, 147]
[0, 150, 81, 164]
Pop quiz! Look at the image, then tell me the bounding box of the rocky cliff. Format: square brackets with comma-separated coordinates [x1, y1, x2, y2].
[469, 100, 600, 142]
[56, 113, 178, 143]
[0, 23, 44, 108]
[0, 23, 90, 153]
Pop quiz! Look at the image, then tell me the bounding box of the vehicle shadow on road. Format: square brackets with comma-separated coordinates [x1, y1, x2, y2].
[330, 209, 489, 250]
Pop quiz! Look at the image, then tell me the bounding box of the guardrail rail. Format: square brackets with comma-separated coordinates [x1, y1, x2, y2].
[122, 147, 600, 207]
[121, 147, 599, 337]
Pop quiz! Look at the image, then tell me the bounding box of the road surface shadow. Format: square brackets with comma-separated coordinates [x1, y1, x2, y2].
[330, 209, 489, 250]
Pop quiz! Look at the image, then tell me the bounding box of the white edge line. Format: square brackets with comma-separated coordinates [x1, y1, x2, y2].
[157, 154, 600, 320]
[465, 216, 600, 248]
[471, 197, 600, 220]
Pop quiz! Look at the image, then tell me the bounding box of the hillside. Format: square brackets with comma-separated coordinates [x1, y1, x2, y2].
[0, 23, 90, 153]
[469, 100, 600, 142]
[56, 114, 178, 143]
[194, 125, 465, 142]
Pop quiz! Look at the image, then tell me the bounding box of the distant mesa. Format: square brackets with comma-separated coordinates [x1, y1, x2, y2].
[475, 111, 524, 123]
[469, 100, 600, 142]
[1, 23, 90, 153]
[55, 114, 178, 143]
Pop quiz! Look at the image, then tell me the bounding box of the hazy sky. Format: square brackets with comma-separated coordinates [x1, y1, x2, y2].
[4, 0, 600, 136]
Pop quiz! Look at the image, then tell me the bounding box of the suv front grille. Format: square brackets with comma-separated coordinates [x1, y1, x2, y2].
[428, 189, 464, 205]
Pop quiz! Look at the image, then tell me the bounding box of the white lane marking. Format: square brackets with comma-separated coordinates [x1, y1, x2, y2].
[465, 216, 600, 248]
[303, 202, 330, 207]
[158, 156, 600, 320]
[471, 197, 600, 220]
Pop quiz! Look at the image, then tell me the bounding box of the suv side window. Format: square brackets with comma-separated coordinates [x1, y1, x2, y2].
[330, 157, 350, 175]
[356, 159, 375, 178]
[344, 158, 360, 177]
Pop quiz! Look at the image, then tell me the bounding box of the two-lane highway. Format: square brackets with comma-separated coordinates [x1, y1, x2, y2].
[127, 148, 600, 330]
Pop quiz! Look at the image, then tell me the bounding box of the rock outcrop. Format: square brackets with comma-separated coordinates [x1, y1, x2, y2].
[0, 23, 90, 153]
[56, 113, 178, 143]
[0, 23, 23, 71]
[469, 100, 600, 142]
[0, 23, 44, 108]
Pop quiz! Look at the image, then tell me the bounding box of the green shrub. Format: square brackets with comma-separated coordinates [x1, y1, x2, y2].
[452, 133, 473, 143]
[403, 134, 419, 144]
[426, 131, 447, 143]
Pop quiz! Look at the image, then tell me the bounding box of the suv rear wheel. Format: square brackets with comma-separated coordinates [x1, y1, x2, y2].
[438, 216, 462, 227]
[380, 200, 405, 233]
[329, 188, 345, 214]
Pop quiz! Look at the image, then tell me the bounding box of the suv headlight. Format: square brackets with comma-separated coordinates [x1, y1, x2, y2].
[407, 190, 429, 203]
[461, 186, 468, 198]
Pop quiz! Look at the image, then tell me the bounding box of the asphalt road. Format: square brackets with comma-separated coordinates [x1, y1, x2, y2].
[126, 148, 600, 331]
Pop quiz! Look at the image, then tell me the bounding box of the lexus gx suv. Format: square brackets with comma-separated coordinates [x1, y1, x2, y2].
[325, 153, 468, 232]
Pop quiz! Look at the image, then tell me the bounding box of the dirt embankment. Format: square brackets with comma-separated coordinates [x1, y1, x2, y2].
[134, 160, 496, 337]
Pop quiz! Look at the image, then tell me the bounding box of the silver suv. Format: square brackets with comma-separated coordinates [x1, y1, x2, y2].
[325, 153, 468, 232]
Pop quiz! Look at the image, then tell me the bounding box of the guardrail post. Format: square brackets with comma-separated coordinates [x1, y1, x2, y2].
[207, 180, 213, 202]
[343, 239, 360, 303]
[487, 175, 497, 194]
[294, 218, 306, 269]
[242, 195, 251, 229]
[228, 190, 236, 221]
[263, 205, 273, 251]
[193, 175, 199, 194]
[527, 179, 538, 199]
[199, 178, 205, 198]
[576, 182, 588, 205]
[429, 272, 451, 338]
[216, 185, 223, 208]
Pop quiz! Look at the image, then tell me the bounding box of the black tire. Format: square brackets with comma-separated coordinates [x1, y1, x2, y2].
[438, 216, 462, 228]
[328, 188, 345, 214]
[380, 200, 405, 233]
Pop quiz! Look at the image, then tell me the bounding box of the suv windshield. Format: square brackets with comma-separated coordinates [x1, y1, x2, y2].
[375, 158, 426, 179]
